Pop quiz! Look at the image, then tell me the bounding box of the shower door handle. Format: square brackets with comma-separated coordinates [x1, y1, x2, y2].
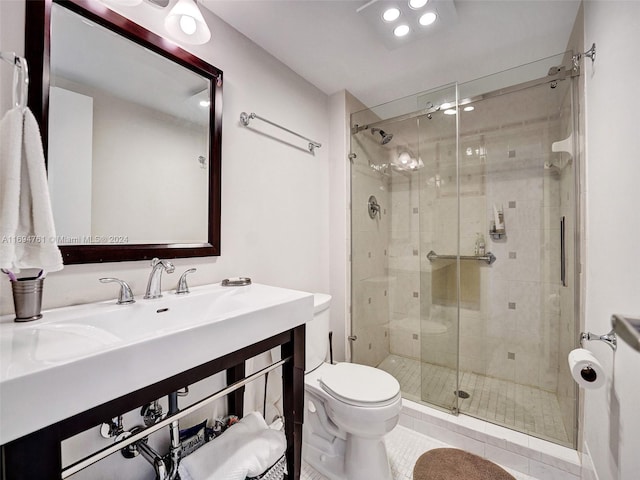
[561, 216, 566, 286]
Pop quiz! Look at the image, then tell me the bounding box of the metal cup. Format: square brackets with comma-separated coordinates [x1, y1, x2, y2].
[11, 277, 44, 322]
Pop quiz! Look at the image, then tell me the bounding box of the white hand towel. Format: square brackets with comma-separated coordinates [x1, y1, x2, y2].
[178, 412, 286, 480]
[0, 108, 23, 269]
[0, 107, 63, 272]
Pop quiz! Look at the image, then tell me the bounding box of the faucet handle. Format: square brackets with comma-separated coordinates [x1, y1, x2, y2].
[100, 278, 135, 305]
[176, 268, 197, 295]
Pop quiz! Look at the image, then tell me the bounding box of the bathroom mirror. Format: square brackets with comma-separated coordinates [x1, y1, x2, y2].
[25, 0, 222, 264]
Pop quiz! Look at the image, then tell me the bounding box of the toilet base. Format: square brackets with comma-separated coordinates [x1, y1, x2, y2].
[303, 433, 392, 480]
[344, 434, 393, 480]
[302, 438, 346, 480]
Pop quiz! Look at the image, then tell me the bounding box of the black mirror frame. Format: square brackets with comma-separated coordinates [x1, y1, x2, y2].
[25, 0, 222, 264]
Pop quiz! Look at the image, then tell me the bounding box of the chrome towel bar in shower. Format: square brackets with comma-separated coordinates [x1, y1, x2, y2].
[426, 250, 497, 265]
[240, 111, 322, 153]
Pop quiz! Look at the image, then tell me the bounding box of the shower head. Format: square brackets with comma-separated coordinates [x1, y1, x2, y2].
[371, 127, 393, 145]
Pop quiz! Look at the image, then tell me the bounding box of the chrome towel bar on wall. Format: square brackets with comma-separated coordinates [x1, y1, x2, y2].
[239, 111, 322, 153]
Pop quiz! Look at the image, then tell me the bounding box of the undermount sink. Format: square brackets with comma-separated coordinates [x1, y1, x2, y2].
[0, 282, 313, 445]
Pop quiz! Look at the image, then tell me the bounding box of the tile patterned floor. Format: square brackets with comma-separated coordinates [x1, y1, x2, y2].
[377, 355, 570, 446]
[301, 425, 541, 480]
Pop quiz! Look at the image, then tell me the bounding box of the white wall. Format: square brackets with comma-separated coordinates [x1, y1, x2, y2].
[328, 91, 348, 362]
[0, 1, 330, 312]
[583, 2, 640, 479]
[0, 2, 329, 478]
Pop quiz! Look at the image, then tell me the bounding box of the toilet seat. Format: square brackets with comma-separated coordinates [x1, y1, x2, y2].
[318, 363, 400, 407]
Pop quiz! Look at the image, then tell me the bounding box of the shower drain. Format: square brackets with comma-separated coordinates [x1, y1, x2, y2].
[454, 390, 471, 399]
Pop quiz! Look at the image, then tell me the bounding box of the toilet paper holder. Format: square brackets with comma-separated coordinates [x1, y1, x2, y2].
[580, 330, 617, 351]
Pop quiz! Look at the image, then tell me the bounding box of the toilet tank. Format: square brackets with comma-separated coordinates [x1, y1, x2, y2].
[305, 293, 331, 373]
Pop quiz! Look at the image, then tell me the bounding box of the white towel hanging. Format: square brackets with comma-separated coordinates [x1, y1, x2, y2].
[0, 107, 63, 272]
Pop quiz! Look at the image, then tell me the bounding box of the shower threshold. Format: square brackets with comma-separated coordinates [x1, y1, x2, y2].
[378, 354, 571, 447]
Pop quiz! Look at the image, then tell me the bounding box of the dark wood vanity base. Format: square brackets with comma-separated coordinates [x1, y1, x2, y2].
[1, 325, 305, 480]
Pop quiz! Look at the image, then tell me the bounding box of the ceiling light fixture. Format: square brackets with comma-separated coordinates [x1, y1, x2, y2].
[165, 0, 211, 45]
[463, 106, 475, 112]
[394, 24, 410, 37]
[382, 8, 401, 22]
[409, 0, 429, 9]
[418, 12, 437, 26]
[444, 109, 457, 115]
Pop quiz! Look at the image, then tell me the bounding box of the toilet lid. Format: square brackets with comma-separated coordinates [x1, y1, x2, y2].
[319, 363, 400, 406]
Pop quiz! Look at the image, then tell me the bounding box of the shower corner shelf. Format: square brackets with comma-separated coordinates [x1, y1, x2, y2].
[426, 250, 496, 265]
[489, 227, 506, 241]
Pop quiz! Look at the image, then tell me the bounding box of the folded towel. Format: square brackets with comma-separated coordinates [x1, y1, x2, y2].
[0, 107, 63, 272]
[178, 412, 286, 480]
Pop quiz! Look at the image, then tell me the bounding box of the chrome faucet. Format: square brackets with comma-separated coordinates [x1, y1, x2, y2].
[100, 278, 135, 305]
[176, 268, 197, 295]
[144, 258, 175, 299]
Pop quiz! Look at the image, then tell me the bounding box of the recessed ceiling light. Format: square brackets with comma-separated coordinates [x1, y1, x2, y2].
[444, 109, 457, 115]
[382, 8, 401, 22]
[463, 106, 475, 112]
[419, 12, 437, 26]
[394, 24, 410, 37]
[409, 0, 429, 9]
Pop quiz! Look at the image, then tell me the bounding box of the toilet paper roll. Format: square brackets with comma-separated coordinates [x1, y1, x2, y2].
[568, 348, 606, 390]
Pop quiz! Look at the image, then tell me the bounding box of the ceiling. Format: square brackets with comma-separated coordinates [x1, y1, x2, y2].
[200, 0, 581, 107]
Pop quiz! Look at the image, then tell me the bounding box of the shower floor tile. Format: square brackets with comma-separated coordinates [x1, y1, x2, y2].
[301, 425, 541, 480]
[377, 354, 570, 446]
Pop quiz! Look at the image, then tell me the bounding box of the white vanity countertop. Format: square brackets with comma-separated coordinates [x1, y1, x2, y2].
[0, 283, 313, 445]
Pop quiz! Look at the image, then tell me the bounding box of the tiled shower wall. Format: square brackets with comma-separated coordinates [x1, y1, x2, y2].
[350, 126, 392, 367]
[385, 82, 572, 395]
[389, 171, 423, 361]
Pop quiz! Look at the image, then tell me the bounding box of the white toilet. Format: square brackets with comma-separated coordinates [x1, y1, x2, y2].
[303, 294, 402, 480]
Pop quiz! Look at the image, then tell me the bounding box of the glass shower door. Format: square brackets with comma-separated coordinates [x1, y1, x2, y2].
[416, 84, 461, 412]
[454, 72, 577, 447]
[350, 82, 460, 413]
